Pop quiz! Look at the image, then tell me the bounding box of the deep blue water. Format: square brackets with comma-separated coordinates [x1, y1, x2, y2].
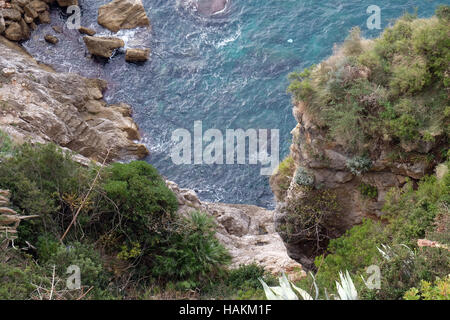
[23, 0, 449, 208]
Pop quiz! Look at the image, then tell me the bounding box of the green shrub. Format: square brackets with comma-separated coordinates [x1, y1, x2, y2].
[201, 264, 276, 300]
[342, 27, 363, 56]
[226, 264, 267, 289]
[346, 156, 372, 175]
[100, 161, 178, 251]
[305, 219, 387, 297]
[358, 183, 378, 199]
[404, 275, 450, 300]
[0, 262, 43, 300]
[270, 156, 296, 200]
[0, 130, 13, 156]
[287, 8, 449, 155]
[152, 211, 230, 283]
[294, 166, 315, 187]
[43, 241, 111, 291]
[436, 5, 450, 21]
[0, 143, 94, 243]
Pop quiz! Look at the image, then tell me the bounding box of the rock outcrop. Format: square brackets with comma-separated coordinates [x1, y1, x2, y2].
[98, 0, 150, 33]
[0, 37, 148, 162]
[83, 36, 124, 58]
[272, 69, 443, 270]
[166, 180, 306, 281]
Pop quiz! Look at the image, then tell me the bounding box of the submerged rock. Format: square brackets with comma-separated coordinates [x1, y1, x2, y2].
[83, 36, 124, 58]
[196, 0, 228, 15]
[98, 0, 150, 33]
[125, 48, 150, 62]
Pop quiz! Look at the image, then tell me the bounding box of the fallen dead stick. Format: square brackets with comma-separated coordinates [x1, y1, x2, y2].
[60, 148, 111, 243]
[0, 214, 40, 225]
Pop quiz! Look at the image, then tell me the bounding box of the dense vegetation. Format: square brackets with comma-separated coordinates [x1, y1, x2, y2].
[288, 6, 449, 155]
[277, 6, 450, 300]
[294, 158, 449, 300]
[0, 139, 274, 299]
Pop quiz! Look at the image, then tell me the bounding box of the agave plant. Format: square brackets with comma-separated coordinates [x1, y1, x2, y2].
[259, 270, 359, 300]
[259, 273, 313, 300]
[335, 270, 358, 300]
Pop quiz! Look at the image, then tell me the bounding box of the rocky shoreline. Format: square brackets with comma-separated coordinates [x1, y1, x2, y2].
[0, 0, 305, 280]
[1, 0, 151, 61]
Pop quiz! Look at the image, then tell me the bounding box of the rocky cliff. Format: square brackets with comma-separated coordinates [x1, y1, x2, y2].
[0, 37, 149, 162]
[271, 15, 449, 269]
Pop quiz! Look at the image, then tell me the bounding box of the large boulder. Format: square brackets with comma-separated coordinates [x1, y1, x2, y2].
[98, 0, 150, 33]
[83, 36, 124, 58]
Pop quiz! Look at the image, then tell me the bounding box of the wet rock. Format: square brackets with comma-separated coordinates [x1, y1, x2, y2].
[44, 34, 58, 44]
[125, 48, 150, 62]
[18, 17, 30, 39]
[56, 0, 77, 7]
[1, 67, 15, 76]
[98, 0, 150, 33]
[78, 26, 96, 36]
[11, 0, 32, 8]
[83, 36, 124, 58]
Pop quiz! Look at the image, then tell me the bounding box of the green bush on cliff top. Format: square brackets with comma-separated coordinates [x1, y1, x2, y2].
[288, 6, 450, 154]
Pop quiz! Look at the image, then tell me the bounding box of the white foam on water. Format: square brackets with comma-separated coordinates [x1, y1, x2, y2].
[215, 25, 241, 49]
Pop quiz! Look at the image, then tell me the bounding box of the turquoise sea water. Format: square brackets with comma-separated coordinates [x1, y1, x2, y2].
[23, 0, 449, 208]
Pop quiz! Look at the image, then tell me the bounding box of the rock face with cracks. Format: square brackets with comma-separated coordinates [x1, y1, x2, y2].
[0, 37, 148, 163]
[98, 0, 150, 33]
[166, 180, 306, 281]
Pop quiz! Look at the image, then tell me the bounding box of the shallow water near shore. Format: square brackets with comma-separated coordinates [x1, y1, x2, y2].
[22, 0, 448, 208]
